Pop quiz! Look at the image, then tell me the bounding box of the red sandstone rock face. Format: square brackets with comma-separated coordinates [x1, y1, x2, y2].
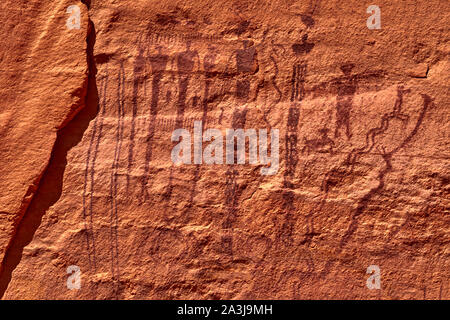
[0, 0, 449, 299]
[0, 0, 89, 285]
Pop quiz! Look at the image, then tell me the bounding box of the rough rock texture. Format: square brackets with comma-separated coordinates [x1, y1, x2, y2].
[0, 0, 449, 299]
[0, 0, 89, 285]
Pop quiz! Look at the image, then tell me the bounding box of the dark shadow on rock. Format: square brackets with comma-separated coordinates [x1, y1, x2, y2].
[0, 19, 98, 298]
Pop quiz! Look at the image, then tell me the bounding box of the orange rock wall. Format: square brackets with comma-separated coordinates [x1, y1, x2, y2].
[0, 0, 448, 299]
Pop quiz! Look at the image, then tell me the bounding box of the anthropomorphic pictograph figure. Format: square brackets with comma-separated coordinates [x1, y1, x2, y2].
[226, 39, 259, 104]
[127, 42, 148, 192]
[140, 45, 170, 202]
[174, 40, 200, 129]
[149, 46, 170, 116]
[183, 44, 219, 221]
[218, 39, 259, 255]
[202, 44, 218, 124]
[161, 41, 200, 202]
[334, 63, 358, 140]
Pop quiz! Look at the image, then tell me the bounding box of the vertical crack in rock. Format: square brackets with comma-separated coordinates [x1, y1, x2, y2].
[0, 2, 98, 298]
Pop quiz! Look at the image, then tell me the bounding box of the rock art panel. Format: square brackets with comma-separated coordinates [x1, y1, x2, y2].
[0, 0, 449, 299]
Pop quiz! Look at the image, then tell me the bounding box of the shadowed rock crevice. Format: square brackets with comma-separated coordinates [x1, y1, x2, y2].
[0, 13, 98, 299]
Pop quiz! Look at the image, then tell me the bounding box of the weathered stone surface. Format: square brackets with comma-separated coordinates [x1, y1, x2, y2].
[0, 0, 449, 299]
[0, 0, 89, 281]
